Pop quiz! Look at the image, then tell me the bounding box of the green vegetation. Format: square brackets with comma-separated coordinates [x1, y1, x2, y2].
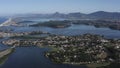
[18, 21, 34, 23]
[30, 20, 71, 28]
[72, 20, 120, 30]
[87, 62, 110, 68]
[10, 35, 45, 39]
[30, 20, 120, 30]
[97, 62, 120, 68]
[2, 33, 120, 68]
[0, 48, 15, 65]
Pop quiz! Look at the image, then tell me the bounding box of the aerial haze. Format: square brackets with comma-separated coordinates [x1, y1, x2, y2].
[0, 0, 120, 68]
[0, 0, 120, 15]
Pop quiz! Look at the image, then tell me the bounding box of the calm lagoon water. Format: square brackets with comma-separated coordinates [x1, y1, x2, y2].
[11, 24, 120, 39]
[0, 19, 120, 68]
[0, 47, 86, 68]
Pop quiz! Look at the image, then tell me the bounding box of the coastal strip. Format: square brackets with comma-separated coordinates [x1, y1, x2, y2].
[0, 48, 14, 64]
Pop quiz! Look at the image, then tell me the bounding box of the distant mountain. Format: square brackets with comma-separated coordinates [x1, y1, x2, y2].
[88, 11, 120, 20]
[49, 12, 67, 18]
[13, 11, 120, 21]
[67, 12, 86, 19]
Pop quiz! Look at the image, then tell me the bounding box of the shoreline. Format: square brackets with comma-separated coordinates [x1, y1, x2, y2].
[0, 48, 15, 65]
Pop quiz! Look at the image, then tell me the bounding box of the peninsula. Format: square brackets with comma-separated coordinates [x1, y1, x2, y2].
[2, 33, 120, 68]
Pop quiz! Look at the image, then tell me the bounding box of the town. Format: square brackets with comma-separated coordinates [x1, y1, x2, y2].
[1, 32, 120, 68]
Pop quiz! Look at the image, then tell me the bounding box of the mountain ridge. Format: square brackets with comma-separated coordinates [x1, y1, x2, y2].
[12, 11, 120, 21]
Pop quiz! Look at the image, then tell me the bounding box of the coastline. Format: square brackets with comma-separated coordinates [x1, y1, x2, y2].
[0, 48, 15, 65]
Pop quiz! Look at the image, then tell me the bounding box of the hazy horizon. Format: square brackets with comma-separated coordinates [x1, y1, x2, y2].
[0, 0, 120, 15]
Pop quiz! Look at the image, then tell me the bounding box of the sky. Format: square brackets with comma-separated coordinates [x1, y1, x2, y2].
[0, 0, 120, 15]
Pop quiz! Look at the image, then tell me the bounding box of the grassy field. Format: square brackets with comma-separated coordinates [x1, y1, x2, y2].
[86, 62, 110, 68]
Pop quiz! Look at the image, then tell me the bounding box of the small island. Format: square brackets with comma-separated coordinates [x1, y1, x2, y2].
[29, 20, 120, 30]
[72, 20, 120, 30]
[30, 20, 71, 28]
